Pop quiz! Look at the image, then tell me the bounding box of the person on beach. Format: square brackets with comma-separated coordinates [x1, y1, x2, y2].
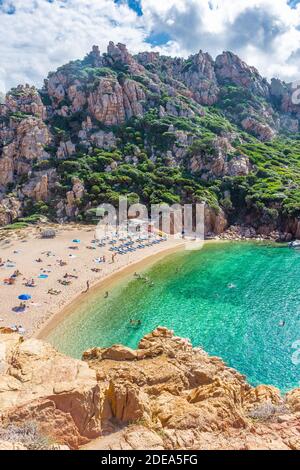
[12, 270, 21, 278]
[82, 281, 90, 293]
[104, 291, 109, 299]
[48, 289, 61, 296]
[111, 253, 117, 263]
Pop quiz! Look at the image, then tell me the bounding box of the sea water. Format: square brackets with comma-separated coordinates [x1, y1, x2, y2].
[46, 242, 300, 392]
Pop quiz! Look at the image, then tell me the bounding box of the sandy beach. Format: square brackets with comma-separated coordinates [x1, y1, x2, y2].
[0, 224, 184, 338]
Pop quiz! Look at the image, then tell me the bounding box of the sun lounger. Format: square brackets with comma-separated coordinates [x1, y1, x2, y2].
[48, 289, 61, 296]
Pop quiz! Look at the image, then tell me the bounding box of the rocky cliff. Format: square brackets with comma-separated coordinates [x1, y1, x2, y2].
[1, 328, 300, 451]
[0, 43, 299, 238]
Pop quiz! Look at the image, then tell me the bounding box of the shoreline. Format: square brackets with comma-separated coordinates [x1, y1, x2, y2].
[36, 242, 185, 340]
[39, 238, 241, 341]
[1, 222, 281, 343]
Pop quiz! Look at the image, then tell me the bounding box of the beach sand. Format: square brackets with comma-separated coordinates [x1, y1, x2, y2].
[0, 224, 184, 338]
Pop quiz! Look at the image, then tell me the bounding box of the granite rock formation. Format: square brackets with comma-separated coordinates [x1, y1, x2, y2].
[0, 42, 299, 238]
[1, 328, 300, 451]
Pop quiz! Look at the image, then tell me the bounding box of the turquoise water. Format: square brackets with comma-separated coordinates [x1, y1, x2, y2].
[46, 242, 300, 392]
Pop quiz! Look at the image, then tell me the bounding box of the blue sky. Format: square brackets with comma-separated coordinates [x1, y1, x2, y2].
[115, 0, 143, 16]
[1, 0, 300, 91]
[289, 0, 300, 7]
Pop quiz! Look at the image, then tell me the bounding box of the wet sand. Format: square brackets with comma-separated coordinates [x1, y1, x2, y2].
[0, 224, 184, 338]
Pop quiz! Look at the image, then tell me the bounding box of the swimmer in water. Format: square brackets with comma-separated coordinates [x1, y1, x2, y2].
[130, 319, 142, 326]
[279, 320, 286, 327]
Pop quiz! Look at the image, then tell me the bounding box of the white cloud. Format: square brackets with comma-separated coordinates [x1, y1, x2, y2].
[142, 0, 300, 81]
[0, 0, 147, 91]
[1, 0, 300, 93]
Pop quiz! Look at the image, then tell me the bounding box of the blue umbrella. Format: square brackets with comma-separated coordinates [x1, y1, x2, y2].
[72, 239, 81, 243]
[18, 294, 32, 301]
[38, 274, 49, 279]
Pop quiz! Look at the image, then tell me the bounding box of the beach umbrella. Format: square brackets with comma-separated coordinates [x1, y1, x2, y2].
[18, 294, 32, 301]
[38, 274, 49, 279]
[72, 239, 81, 243]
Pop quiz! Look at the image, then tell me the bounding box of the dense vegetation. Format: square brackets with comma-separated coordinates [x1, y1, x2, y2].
[4, 47, 300, 232]
[28, 107, 300, 226]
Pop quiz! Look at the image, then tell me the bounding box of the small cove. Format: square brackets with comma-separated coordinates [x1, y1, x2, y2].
[46, 241, 300, 392]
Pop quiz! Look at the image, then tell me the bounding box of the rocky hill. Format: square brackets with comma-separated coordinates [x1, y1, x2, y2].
[0, 327, 300, 450]
[0, 42, 300, 239]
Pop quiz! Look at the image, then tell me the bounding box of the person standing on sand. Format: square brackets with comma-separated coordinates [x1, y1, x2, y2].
[82, 280, 90, 294]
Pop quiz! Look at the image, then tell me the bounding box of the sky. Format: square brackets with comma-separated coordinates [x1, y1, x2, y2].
[1, 0, 300, 92]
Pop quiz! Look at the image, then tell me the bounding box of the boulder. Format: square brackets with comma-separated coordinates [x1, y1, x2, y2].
[0, 336, 102, 449]
[88, 77, 145, 125]
[2, 328, 300, 450]
[241, 117, 275, 141]
[102, 345, 137, 361]
[0, 197, 22, 227]
[5, 84, 46, 119]
[215, 51, 269, 98]
[286, 389, 300, 412]
[104, 381, 150, 423]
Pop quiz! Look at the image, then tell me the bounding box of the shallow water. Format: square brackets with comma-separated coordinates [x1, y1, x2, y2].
[46, 242, 300, 392]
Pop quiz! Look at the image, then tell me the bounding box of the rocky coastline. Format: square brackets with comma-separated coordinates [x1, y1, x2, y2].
[216, 224, 298, 243]
[0, 327, 300, 450]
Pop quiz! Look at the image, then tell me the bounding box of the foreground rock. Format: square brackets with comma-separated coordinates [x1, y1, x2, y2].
[1, 328, 300, 450]
[0, 333, 101, 449]
[0, 42, 300, 236]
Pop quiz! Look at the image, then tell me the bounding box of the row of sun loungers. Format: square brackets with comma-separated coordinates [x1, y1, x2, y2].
[108, 237, 168, 255]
